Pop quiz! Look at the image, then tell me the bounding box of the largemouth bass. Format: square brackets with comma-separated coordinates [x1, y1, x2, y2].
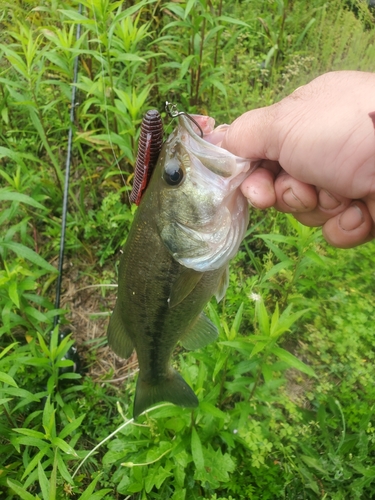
[107, 112, 252, 418]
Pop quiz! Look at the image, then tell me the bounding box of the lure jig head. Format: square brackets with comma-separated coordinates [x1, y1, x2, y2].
[165, 101, 204, 138]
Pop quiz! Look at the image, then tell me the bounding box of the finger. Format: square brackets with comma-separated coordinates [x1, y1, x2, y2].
[273, 172, 318, 213]
[292, 189, 352, 227]
[240, 166, 277, 208]
[322, 201, 374, 248]
[222, 106, 278, 159]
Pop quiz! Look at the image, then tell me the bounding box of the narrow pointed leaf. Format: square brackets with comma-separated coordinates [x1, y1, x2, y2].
[271, 347, 316, 377]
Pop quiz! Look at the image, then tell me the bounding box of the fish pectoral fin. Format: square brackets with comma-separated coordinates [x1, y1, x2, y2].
[180, 313, 218, 350]
[107, 304, 134, 359]
[215, 265, 229, 303]
[133, 369, 198, 419]
[169, 269, 203, 308]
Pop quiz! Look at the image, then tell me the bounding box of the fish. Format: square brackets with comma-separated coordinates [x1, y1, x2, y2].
[107, 111, 253, 418]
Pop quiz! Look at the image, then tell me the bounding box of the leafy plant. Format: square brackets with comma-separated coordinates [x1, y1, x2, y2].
[1, 0, 375, 498]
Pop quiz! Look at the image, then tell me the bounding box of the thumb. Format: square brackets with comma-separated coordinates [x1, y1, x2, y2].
[221, 105, 280, 161]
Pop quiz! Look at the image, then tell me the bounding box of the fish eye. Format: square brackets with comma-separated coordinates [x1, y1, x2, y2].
[163, 159, 185, 186]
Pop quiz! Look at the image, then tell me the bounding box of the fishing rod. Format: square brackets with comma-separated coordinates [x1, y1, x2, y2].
[53, 5, 82, 329]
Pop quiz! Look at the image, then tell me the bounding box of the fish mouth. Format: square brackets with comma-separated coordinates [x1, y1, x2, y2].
[178, 114, 253, 179]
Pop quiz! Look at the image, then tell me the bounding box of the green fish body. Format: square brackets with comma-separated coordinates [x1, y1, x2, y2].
[107, 114, 252, 418]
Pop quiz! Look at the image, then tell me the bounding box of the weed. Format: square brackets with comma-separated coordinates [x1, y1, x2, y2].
[1, 0, 375, 498]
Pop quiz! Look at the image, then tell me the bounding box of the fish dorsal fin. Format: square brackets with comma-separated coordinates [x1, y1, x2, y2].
[180, 313, 218, 350]
[107, 304, 134, 359]
[169, 269, 203, 308]
[215, 265, 229, 303]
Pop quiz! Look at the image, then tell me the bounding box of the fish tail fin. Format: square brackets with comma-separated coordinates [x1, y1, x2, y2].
[133, 370, 198, 419]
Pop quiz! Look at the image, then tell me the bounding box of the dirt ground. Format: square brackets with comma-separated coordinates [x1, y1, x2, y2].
[58, 259, 138, 387]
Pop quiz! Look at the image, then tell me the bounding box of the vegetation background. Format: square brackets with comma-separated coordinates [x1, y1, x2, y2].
[1, 0, 375, 498]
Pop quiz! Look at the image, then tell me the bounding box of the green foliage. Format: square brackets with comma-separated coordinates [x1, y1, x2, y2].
[1, 0, 375, 498]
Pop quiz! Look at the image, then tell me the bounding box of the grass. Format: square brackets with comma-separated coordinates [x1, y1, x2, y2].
[1, 0, 375, 498]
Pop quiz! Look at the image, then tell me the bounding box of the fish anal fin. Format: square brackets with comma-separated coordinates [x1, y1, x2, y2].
[169, 269, 203, 308]
[180, 313, 218, 350]
[215, 265, 229, 303]
[107, 305, 134, 359]
[133, 369, 198, 419]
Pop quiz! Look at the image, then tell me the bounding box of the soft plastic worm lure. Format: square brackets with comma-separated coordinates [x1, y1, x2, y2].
[130, 109, 164, 205]
[130, 104, 203, 205]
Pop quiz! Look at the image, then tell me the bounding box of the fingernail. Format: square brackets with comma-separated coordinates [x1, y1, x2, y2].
[319, 189, 340, 210]
[247, 197, 260, 209]
[338, 204, 364, 231]
[282, 188, 306, 211]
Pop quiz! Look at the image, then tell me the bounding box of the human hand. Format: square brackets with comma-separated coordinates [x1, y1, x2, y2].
[222, 71, 375, 248]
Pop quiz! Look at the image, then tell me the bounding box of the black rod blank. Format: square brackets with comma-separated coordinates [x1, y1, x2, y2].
[53, 8, 82, 328]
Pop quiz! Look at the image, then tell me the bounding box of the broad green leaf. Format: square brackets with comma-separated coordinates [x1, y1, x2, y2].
[8, 280, 20, 308]
[256, 298, 269, 336]
[57, 9, 92, 23]
[4, 387, 41, 401]
[230, 302, 243, 339]
[270, 303, 280, 337]
[260, 260, 294, 283]
[14, 428, 46, 440]
[115, 53, 146, 63]
[23, 306, 49, 323]
[0, 398, 13, 404]
[56, 452, 74, 484]
[50, 450, 58, 500]
[77, 473, 103, 500]
[38, 462, 50, 500]
[295, 18, 316, 47]
[0, 190, 45, 209]
[256, 237, 290, 262]
[207, 303, 223, 337]
[42, 396, 56, 439]
[37, 333, 50, 358]
[22, 447, 51, 480]
[58, 414, 86, 440]
[0, 371, 18, 387]
[271, 308, 309, 338]
[184, 0, 196, 19]
[208, 78, 228, 97]
[304, 248, 327, 266]
[300, 454, 329, 475]
[257, 233, 297, 246]
[28, 109, 63, 185]
[179, 54, 196, 79]
[212, 351, 228, 380]
[51, 437, 78, 457]
[250, 340, 269, 358]
[0, 241, 57, 272]
[199, 401, 226, 420]
[217, 15, 251, 27]
[6, 479, 36, 500]
[261, 363, 274, 383]
[83, 491, 113, 500]
[271, 347, 316, 378]
[191, 427, 204, 471]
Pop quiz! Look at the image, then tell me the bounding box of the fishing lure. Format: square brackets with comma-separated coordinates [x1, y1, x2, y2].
[130, 104, 205, 205]
[130, 109, 164, 205]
